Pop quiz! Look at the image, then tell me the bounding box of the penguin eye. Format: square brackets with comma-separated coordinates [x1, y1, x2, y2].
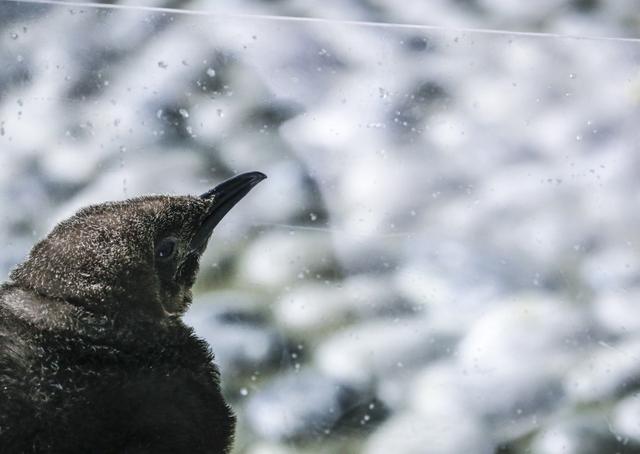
[155, 237, 178, 262]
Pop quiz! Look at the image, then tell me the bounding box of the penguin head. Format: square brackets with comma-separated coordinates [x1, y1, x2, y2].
[10, 172, 266, 320]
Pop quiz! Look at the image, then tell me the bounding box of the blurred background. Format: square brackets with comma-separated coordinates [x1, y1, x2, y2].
[1, 0, 640, 452]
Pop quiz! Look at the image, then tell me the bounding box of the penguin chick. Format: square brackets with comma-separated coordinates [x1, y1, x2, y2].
[0, 171, 266, 454]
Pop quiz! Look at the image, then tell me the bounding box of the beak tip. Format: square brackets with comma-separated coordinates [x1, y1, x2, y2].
[250, 171, 268, 184]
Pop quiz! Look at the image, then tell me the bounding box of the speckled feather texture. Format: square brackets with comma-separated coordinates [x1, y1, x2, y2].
[0, 195, 236, 453]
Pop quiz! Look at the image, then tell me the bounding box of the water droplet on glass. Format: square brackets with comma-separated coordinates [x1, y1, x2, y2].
[533, 273, 540, 286]
[119, 146, 126, 169]
[16, 55, 24, 63]
[216, 109, 224, 118]
[568, 73, 576, 79]
[309, 212, 318, 221]
[157, 61, 168, 69]
[378, 87, 389, 99]
[239, 388, 248, 396]
[10, 32, 18, 40]
[206, 67, 216, 78]
[178, 108, 189, 119]
[575, 135, 582, 141]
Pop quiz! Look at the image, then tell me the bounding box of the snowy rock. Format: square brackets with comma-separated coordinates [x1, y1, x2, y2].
[394, 255, 506, 336]
[592, 289, 640, 336]
[245, 160, 323, 224]
[207, 123, 295, 175]
[410, 362, 469, 415]
[530, 414, 638, 454]
[478, 0, 567, 24]
[39, 144, 101, 188]
[238, 230, 337, 290]
[315, 317, 455, 388]
[376, 360, 484, 422]
[364, 408, 493, 454]
[274, 274, 404, 334]
[245, 443, 298, 454]
[457, 295, 591, 437]
[330, 154, 430, 239]
[564, 337, 640, 404]
[612, 394, 640, 444]
[581, 245, 640, 292]
[244, 369, 364, 441]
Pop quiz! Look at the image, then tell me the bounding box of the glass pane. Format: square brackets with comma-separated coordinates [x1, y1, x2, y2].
[2, 2, 640, 453]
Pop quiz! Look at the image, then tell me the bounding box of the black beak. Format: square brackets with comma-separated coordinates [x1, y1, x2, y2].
[189, 171, 266, 253]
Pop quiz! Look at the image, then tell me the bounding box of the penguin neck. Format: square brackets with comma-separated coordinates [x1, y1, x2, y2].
[1, 283, 176, 337]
